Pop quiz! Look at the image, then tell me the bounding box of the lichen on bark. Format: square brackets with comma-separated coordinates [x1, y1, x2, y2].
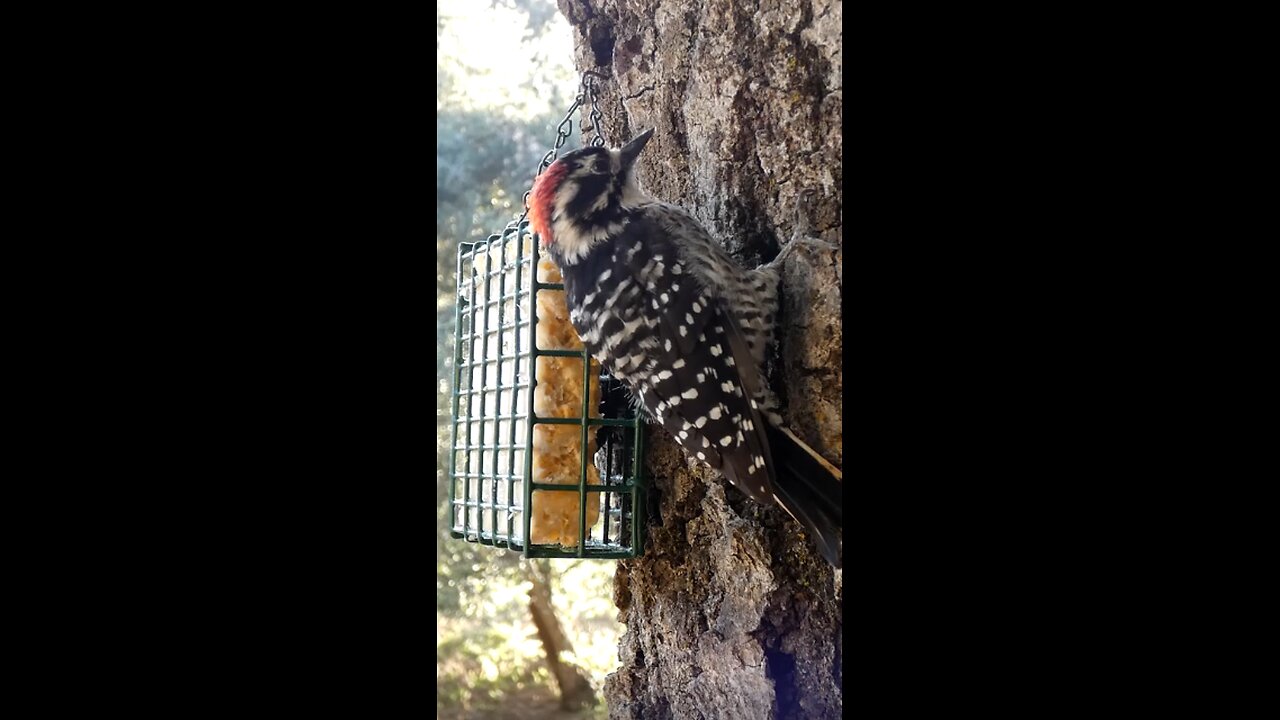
[557, 1, 843, 717]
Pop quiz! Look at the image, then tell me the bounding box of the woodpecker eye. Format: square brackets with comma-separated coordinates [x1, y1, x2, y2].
[576, 153, 608, 174]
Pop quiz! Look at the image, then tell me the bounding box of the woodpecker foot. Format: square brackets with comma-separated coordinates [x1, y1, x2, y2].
[774, 235, 839, 267]
[792, 187, 820, 238]
[772, 188, 837, 266]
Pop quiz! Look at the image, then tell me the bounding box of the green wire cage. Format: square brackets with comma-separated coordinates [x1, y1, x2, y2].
[447, 77, 647, 559]
[448, 222, 648, 558]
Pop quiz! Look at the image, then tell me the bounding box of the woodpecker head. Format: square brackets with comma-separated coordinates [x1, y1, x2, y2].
[528, 128, 655, 265]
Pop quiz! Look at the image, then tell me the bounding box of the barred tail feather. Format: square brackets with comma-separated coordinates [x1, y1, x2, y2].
[765, 423, 843, 567]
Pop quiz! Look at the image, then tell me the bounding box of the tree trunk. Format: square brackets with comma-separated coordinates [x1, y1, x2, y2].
[525, 559, 598, 711]
[557, 1, 843, 718]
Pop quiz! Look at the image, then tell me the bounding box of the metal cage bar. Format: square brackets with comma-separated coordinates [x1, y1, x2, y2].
[506, 227, 524, 544]
[489, 229, 507, 546]
[577, 342, 590, 558]
[475, 241, 490, 544]
[521, 233, 540, 552]
[447, 242, 469, 543]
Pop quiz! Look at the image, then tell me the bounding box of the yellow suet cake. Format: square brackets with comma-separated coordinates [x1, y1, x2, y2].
[529, 254, 602, 546]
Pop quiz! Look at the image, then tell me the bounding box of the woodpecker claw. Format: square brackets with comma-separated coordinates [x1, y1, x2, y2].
[792, 187, 820, 239]
[774, 236, 837, 268]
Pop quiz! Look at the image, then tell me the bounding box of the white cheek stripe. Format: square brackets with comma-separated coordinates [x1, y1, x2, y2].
[589, 190, 611, 214]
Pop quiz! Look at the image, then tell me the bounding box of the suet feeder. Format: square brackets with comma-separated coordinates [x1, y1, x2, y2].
[447, 75, 647, 559]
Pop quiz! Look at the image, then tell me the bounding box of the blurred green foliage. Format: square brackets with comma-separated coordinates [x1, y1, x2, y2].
[436, 559, 617, 716]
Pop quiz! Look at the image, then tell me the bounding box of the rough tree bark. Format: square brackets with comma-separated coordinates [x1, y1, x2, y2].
[556, 1, 843, 718]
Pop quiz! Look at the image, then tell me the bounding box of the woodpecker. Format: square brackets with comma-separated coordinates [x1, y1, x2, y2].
[528, 129, 842, 567]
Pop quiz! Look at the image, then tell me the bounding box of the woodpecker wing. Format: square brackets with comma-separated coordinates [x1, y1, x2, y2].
[564, 217, 780, 506]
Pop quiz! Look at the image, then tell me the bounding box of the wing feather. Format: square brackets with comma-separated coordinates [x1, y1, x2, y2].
[563, 216, 779, 505]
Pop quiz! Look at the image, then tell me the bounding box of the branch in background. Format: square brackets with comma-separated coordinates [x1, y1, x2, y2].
[523, 558, 597, 710]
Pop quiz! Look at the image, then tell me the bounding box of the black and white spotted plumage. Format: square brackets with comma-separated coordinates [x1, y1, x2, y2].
[529, 129, 842, 567]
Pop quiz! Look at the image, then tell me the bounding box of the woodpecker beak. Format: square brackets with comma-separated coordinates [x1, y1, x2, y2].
[619, 128, 655, 169]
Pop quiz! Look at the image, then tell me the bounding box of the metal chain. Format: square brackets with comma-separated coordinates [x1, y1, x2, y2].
[585, 72, 606, 147]
[520, 71, 609, 215]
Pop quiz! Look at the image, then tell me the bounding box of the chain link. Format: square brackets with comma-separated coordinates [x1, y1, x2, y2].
[585, 72, 606, 148]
